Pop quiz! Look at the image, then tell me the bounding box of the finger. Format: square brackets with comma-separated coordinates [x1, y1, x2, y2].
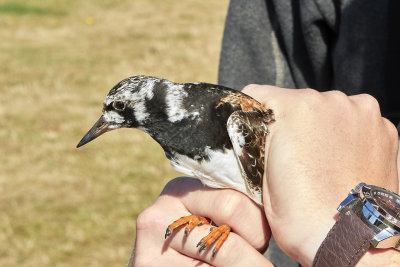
[348, 94, 399, 191]
[349, 93, 381, 116]
[134, 196, 212, 267]
[137, 186, 271, 267]
[381, 117, 399, 148]
[381, 117, 400, 192]
[160, 177, 270, 251]
[166, 221, 273, 267]
[133, 244, 212, 267]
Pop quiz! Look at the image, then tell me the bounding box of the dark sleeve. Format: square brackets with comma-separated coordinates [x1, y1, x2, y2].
[218, 0, 400, 265]
[219, 0, 400, 126]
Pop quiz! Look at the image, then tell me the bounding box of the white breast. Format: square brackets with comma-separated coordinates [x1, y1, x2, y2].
[168, 146, 262, 205]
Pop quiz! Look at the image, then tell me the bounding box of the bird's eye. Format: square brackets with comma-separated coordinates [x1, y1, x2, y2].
[113, 101, 126, 111]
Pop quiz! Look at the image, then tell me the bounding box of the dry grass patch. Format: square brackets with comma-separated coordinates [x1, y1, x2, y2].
[0, 0, 229, 265]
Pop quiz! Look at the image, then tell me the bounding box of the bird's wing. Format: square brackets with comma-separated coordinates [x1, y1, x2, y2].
[227, 111, 273, 204]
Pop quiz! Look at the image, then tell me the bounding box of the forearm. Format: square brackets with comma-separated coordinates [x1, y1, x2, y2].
[357, 248, 400, 267]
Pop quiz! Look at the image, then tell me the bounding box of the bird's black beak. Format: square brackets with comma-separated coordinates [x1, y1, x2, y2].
[77, 116, 111, 148]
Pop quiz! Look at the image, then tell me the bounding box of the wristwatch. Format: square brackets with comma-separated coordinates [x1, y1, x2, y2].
[312, 183, 400, 267]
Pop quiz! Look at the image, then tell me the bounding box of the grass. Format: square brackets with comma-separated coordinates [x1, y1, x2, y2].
[0, 0, 229, 265]
[0, 2, 65, 15]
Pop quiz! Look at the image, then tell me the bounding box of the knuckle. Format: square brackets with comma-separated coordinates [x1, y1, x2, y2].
[359, 93, 379, 105]
[325, 90, 348, 100]
[214, 191, 249, 223]
[325, 90, 352, 111]
[384, 119, 399, 159]
[383, 118, 399, 141]
[298, 88, 319, 96]
[354, 94, 381, 113]
[323, 90, 352, 109]
[136, 206, 159, 232]
[295, 88, 322, 111]
[242, 84, 260, 93]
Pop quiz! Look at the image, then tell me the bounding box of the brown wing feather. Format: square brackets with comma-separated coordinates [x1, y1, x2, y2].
[227, 110, 274, 200]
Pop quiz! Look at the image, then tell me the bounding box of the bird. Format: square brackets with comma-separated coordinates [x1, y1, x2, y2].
[77, 75, 275, 257]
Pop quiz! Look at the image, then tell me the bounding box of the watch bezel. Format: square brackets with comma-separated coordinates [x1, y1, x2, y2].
[337, 183, 400, 249]
[361, 184, 400, 232]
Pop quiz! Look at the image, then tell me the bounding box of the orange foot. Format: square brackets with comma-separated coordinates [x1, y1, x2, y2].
[165, 215, 231, 257]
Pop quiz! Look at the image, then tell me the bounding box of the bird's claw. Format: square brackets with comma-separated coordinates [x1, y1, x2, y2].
[165, 215, 210, 238]
[164, 226, 172, 239]
[196, 224, 231, 257]
[164, 215, 231, 257]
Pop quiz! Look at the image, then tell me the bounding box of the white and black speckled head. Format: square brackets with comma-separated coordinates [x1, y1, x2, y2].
[77, 75, 205, 148]
[103, 75, 161, 127]
[77, 75, 164, 147]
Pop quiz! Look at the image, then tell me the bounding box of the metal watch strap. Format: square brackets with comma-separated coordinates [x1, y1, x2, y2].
[312, 206, 376, 267]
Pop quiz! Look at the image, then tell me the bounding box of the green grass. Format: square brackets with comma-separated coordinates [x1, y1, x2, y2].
[0, 0, 229, 265]
[0, 2, 65, 15]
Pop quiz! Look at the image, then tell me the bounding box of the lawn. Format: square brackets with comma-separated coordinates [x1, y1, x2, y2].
[0, 0, 229, 265]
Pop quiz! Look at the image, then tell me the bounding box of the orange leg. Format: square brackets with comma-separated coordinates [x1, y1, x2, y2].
[165, 215, 231, 257]
[196, 224, 231, 257]
[165, 215, 211, 239]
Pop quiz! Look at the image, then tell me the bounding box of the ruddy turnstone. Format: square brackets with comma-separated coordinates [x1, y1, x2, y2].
[77, 75, 274, 256]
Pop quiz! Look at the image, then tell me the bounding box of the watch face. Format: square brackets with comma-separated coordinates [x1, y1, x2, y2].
[362, 185, 400, 227]
[371, 189, 400, 218]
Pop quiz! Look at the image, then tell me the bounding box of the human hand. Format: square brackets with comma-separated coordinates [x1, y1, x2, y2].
[243, 86, 399, 266]
[131, 177, 271, 267]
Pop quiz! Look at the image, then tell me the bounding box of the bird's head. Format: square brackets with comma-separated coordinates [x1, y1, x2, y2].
[77, 75, 161, 148]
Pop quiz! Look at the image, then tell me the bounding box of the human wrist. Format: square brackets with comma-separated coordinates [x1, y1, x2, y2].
[263, 186, 338, 266]
[289, 211, 336, 266]
[304, 226, 400, 267]
[297, 217, 400, 267]
[357, 247, 400, 266]
[310, 183, 400, 267]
